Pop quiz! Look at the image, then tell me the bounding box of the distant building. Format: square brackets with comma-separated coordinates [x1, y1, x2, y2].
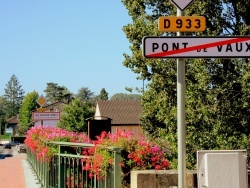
[33, 101, 66, 127]
[93, 100, 142, 135]
[6, 116, 19, 135]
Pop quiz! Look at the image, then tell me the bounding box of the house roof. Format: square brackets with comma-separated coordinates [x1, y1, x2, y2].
[32, 101, 67, 112]
[95, 100, 142, 125]
[6, 116, 19, 124]
[43, 101, 66, 111]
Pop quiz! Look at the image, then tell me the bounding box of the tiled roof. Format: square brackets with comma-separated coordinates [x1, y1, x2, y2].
[96, 100, 142, 125]
[32, 101, 66, 112]
[43, 101, 66, 111]
[7, 116, 19, 124]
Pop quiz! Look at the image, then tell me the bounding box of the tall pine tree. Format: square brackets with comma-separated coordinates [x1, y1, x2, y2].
[4, 74, 25, 118]
[98, 88, 109, 100]
[44, 83, 70, 104]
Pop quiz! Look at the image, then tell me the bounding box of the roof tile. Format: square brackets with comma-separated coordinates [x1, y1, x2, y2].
[96, 100, 141, 125]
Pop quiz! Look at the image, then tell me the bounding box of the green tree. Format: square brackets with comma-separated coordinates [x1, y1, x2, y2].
[0, 97, 6, 134]
[75, 87, 94, 101]
[3, 74, 25, 118]
[97, 88, 109, 100]
[18, 91, 39, 135]
[57, 98, 95, 132]
[44, 83, 70, 103]
[121, 0, 250, 168]
[110, 93, 141, 100]
[0, 97, 6, 114]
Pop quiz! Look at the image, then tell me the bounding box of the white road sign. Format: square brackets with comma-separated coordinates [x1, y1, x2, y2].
[32, 112, 60, 121]
[171, 0, 194, 11]
[143, 36, 250, 58]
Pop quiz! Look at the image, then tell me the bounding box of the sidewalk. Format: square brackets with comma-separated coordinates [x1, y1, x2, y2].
[0, 153, 41, 188]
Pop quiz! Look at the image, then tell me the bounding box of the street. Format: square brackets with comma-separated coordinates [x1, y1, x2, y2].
[0, 144, 25, 159]
[0, 144, 27, 188]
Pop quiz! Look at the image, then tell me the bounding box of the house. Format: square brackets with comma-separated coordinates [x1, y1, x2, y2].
[6, 116, 19, 135]
[93, 100, 142, 135]
[33, 101, 66, 127]
[4, 101, 66, 135]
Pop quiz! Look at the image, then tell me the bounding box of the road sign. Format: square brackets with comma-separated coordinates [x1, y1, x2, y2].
[143, 36, 250, 58]
[37, 108, 46, 112]
[32, 112, 60, 121]
[37, 95, 47, 107]
[158, 16, 206, 32]
[171, 0, 194, 11]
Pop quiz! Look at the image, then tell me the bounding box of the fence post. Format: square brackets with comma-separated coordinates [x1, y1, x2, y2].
[113, 147, 122, 188]
[44, 142, 48, 188]
[58, 145, 64, 188]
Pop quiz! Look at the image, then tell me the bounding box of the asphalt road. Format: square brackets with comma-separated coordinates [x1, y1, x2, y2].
[0, 144, 21, 159]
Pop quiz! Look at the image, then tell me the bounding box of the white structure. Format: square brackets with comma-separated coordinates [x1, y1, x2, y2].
[33, 101, 66, 127]
[197, 150, 248, 188]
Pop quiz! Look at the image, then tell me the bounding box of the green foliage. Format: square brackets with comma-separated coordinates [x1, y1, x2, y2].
[57, 98, 95, 133]
[110, 93, 141, 100]
[0, 97, 6, 115]
[18, 91, 39, 135]
[121, 0, 250, 169]
[75, 87, 95, 101]
[3, 74, 25, 118]
[44, 82, 71, 104]
[98, 88, 109, 100]
[0, 97, 7, 134]
[0, 134, 10, 140]
[0, 118, 6, 135]
[16, 125, 29, 136]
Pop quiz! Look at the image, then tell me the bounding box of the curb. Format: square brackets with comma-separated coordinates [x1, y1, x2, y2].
[22, 159, 41, 188]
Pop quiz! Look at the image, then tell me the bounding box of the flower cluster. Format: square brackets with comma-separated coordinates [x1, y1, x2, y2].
[25, 127, 170, 183]
[25, 126, 90, 161]
[82, 131, 170, 179]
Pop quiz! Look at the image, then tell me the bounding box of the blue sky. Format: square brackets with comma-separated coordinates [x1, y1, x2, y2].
[0, 0, 143, 98]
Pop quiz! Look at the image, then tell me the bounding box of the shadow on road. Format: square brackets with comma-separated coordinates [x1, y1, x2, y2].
[0, 146, 14, 159]
[0, 153, 13, 159]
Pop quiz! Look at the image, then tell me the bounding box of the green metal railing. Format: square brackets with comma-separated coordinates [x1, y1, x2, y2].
[26, 141, 122, 188]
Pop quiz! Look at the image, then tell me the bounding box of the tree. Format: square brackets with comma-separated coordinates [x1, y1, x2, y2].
[57, 98, 95, 132]
[3, 74, 25, 118]
[75, 87, 94, 101]
[0, 97, 6, 114]
[121, 0, 250, 168]
[110, 93, 141, 100]
[44, 83, 71, 104]
[0, 97, 6, 134]
[97, 88, 109, 100]
[18, 91, 39, 135]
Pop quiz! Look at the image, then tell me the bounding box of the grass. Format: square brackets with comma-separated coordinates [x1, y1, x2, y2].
[0, 134, 11, 140]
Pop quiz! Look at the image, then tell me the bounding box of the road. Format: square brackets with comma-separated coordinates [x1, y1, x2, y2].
[0, 144, 25, 159]
[0, 144, 27, 188]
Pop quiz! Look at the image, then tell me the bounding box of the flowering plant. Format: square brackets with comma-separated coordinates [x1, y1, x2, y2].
[25, 127, 170, 187]
[82, 131, 170, 181]
[25, 126, 90, 161]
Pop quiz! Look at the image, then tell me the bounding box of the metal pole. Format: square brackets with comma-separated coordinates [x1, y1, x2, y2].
[177, 8, 186, 188]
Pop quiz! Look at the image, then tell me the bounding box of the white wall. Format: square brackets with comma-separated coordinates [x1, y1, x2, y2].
[34, 120, 58, 127]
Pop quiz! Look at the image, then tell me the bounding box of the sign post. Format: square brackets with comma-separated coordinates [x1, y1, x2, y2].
[170, 1, 192, 187]
[36, 95, 47, 126]
[176, 8, 186, 188]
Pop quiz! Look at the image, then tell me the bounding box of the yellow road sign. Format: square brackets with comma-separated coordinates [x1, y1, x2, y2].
[37, 108, 46, 112]
[158, 16, 206, 32]
[37, 95, 47, 107]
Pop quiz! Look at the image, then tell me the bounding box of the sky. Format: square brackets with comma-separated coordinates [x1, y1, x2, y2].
[0, 0, 143, 98]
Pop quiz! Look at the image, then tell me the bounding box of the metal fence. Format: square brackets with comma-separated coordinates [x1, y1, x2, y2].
[26, 141, 122, 188]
